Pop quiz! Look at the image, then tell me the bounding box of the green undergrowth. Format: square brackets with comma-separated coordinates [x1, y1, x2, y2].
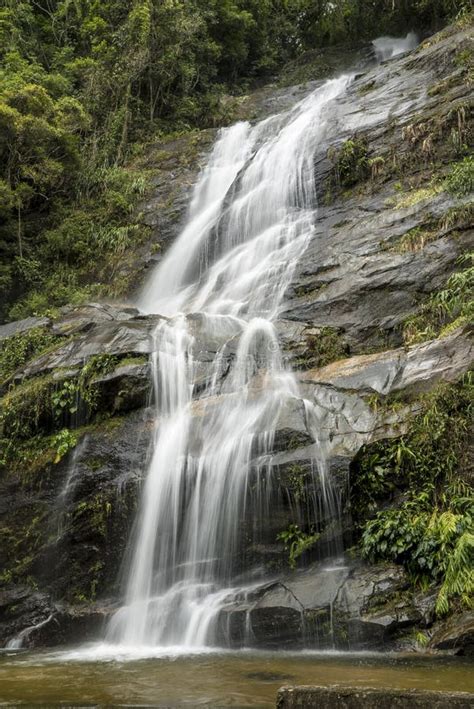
[0, 327, 63, 385]
[326, 92, 472, 205]
[6, 166, 153, 322]
[351, 376, 474, 616]
[0, 352, 145, 476]
[403, 251, 473, 345]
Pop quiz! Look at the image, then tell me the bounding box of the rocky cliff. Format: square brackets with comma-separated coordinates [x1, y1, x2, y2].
[0, 18, 472, 653]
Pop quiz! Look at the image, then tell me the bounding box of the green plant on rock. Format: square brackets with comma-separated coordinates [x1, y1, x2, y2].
[295, 327, 349, 370]
[353, 377, 474, 616]
[389, 225, 437, 253]
[0, 375, 54, 441]
[51, 379, 79, 417]
[403, 252, 474, 345]
[0, 327, 61, 384]
[445, 155, 474, 196]
[74, 494, 113, 540]
[52, 428, 78, 464]
[330, 137, 369, 188]
[284, 464, 309, 503]
[277, 523, 320, 569]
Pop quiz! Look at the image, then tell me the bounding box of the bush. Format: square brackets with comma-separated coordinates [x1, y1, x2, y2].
[353, 377, 474, 615]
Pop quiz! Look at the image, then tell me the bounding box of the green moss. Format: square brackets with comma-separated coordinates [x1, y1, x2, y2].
[0, 504, 49, 585]
[393, 184, 443, 209]
[74, 494, 113, 539]
[0, 375, 56, 441]
[358, 80, 376, 95]
[281, 464, 309, 503]
[454, 47, 473, 69]
[114, 355, 148, 368]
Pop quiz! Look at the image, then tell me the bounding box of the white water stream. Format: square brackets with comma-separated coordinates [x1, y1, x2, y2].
[106, 35, 416, 652]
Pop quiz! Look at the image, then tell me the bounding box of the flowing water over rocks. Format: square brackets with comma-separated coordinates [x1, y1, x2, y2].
[108, 76, 353, 649]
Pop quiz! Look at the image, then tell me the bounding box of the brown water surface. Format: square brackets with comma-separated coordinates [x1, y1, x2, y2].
[0, 648, 473, 707]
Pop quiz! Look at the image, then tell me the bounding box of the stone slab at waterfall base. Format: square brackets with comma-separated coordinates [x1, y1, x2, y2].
[276, 686, 474, 708]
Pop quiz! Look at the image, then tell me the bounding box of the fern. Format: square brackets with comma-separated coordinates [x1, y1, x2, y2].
[436, 531, 474, 615]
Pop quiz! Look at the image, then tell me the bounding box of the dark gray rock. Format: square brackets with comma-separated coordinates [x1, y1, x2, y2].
[217, 561, 423, 650]
[0, 316, 50, 342]
[0, 410, 151, 647]
[0, 586, 53, 649]
[430, 612, 474, 656]
[91, 363, 151, 414]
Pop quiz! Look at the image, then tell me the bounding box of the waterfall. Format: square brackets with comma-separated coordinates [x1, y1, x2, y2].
[107, 75, 352, 649]
[372, 31, 418, 63]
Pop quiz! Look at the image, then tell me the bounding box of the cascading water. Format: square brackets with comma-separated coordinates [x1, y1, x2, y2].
[107, 76, 350, 649]
[107, 34, 415, 650]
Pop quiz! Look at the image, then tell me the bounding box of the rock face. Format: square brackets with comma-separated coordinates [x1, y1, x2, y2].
[0, 20, 472, 650]
[276, 686, 474, 709]
[216, 561, 432, 651]
[430, 613, 474, 656]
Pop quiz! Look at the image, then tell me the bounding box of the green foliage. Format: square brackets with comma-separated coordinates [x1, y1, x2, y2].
[353, 377, 474, 615]
[0, 1, 468, 319]
[52, 428, 78, 464]
[0, 327, 61, 384]
[389, 225, 437, 253]
[330, 138, 369, 189]
[403, 252, 474, 345]
[277, 523, 320, 569]
[445, 155, 474, 196]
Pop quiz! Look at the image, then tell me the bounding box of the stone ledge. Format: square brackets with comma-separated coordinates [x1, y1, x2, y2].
[276, 685, 474, 708]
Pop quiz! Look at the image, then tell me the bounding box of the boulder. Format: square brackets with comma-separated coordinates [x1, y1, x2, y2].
[216, 561, 425, 650]
[430, 612, 474, 656]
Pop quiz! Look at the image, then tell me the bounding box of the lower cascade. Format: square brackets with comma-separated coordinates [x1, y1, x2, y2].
[107, 76, 351, 649]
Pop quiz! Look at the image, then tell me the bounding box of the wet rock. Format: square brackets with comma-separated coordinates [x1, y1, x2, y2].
[430, 612, 474, 656]
[136, 130, 216, 278]
[32, 601, 115, 647]
[299, 328, 473, 458]
[91, 363, 151, 414]
[0, 586, 53, 649]
[218, 561, 422, 650]
[51, 303, 139, 336]
[23, 315, 162, 375]
[281, 26, 473, 350]
[0, 316, 50, 341]
[276, 686, 474, 709]
[0, 409, 151, 647]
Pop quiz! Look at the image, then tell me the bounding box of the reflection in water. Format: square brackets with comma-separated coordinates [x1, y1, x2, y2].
[0, 650, 472, 707]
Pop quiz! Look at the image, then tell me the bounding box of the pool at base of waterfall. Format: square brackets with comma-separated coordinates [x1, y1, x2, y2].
[0, 649, 472, 707]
